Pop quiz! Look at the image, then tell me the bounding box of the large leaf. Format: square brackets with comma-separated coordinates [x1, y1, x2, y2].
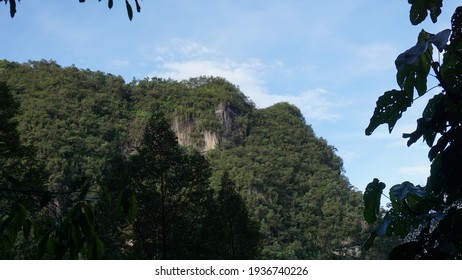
[365, 90, 412, 135]
[429, 0, 443, 23]
[397, 30, 433, 97]
[408, 0, 442, 25]
[363, 179, 385, 223]
[390, 181, 426, 201]
[395, 41, 428, 71]
[429, 29, 452, 52]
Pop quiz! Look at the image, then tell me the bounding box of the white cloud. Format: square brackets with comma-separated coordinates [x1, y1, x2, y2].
[148, 40, 343, 121]
[349, 42, 397, 75]
[269, 89, 341, 121]
[398, 165, 430, 178]
[110, 59, 130, 67]
[171, 39, 219, 58]
[152, 58, 340, 121]
[154, 58, 267, 98]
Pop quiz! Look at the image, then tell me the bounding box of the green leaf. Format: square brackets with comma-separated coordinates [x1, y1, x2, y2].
[365, 90, 412, 135]
[363, 179, 385, 223]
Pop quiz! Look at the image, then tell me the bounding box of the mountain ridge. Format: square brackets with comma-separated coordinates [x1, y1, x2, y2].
[0, 59, 389, 259]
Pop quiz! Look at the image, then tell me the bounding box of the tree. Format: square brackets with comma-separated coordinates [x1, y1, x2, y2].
[0, 82, 98, 259]
[213, 171, 260, 259]
[0, 79, 129, 259]
[363, 1, 462, 259]
[207, 102, 370, 259]
[124, 112, 217, 259]
[1, 0, 141, 20]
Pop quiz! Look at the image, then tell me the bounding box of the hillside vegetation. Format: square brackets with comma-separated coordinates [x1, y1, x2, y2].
[0, 60, 391, 259]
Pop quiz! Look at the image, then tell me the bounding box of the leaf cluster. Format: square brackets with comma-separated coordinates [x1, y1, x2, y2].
[2, 0, 141, 20]
[364, 3, 462, 259]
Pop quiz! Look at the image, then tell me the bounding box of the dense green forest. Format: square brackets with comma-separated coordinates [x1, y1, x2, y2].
[0, 59, 392, 259]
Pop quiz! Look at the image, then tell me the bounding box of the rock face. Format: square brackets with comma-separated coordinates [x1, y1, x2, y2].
[215, 101, 234, 133]
[171, 101, 242, 152]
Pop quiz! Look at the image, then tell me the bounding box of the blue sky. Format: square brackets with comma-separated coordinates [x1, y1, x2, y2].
[1, 1, 460, 199]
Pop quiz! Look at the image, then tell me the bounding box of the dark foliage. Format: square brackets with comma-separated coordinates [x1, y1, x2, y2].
[364, 2, 462, 259]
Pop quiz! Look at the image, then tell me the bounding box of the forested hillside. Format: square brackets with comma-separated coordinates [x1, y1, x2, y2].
[0, 60, 391, 259]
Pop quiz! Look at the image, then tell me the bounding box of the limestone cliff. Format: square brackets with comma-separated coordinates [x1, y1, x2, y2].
[171, 101, 245, 152]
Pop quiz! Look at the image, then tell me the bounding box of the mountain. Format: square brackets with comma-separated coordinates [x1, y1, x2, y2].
[0, 59, 388, 259]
